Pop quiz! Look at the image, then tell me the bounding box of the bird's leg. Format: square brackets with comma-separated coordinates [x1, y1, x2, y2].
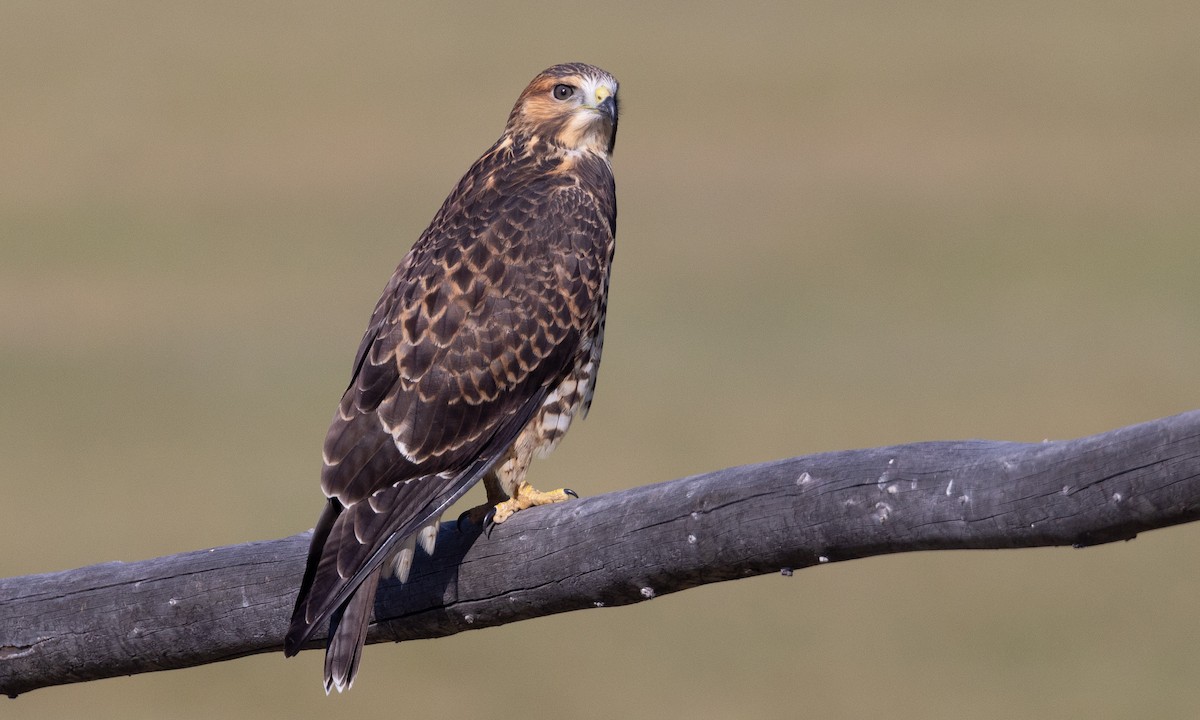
[457, 440, 579, 530]
[488, 440, 577, 524]
[457, 470, 510, 529]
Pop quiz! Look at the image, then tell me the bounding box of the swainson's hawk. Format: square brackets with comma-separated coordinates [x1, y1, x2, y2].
[283, 62, 620, 693]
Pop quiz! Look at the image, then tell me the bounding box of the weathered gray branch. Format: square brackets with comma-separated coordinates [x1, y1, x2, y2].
[4, 410, 1200, 697]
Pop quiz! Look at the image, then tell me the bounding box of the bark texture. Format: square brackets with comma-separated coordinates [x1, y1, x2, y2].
[3, 410, 1199, 697]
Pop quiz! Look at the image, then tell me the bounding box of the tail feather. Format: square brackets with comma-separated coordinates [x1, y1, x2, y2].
[323, 565, 382, 694]
[284, 499, 342, 657]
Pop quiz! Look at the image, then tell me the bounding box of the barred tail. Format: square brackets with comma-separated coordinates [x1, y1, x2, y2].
[322, 565, 382, 694]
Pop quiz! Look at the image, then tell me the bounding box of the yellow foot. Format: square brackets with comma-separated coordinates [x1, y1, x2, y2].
[491, 482, 578, 525]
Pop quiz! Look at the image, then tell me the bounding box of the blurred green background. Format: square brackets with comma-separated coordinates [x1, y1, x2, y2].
[3, 2, 1199, 718]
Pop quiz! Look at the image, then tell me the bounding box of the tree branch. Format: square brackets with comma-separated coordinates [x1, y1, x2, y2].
[4, 410, 1200, 697]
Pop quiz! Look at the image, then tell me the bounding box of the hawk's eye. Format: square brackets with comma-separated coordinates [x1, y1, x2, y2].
[552, 84, 574, 101]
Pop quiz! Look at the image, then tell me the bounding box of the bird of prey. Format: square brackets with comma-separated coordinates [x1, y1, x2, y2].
[284, 62, 619, 693]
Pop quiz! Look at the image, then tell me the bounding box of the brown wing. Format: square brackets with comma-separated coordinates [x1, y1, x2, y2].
[284, 150, 614, 654]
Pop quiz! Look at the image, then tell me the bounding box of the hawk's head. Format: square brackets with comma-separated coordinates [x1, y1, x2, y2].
[506, 63, 619, 156]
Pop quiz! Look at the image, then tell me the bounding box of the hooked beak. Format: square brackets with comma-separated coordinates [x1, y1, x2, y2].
[596, 93, 618, 153]
[598, 94, 617, 123]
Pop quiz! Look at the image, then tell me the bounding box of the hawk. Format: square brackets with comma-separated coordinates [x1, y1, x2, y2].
[283, 63, 619, 693]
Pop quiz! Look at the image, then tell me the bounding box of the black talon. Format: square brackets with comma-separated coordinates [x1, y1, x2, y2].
[456, 510, 472, 534]
[564, 488, 579, 499]
[482, 507, 498, 537]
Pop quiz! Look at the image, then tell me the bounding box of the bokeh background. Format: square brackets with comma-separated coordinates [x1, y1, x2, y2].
[4, 2, 1199, 718]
